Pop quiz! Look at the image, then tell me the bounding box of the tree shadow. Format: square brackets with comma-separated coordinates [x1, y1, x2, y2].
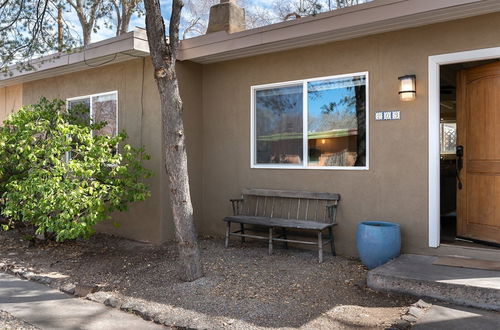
[0, 233, 416, 328]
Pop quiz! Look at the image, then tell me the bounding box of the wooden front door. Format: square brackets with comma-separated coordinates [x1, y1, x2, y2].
[457, 62, 500, 244]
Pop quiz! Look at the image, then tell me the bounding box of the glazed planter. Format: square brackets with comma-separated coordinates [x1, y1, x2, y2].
[356, 221, 401, 269]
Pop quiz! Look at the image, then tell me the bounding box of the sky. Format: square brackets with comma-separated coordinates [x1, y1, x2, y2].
[65, 0, 276, 44]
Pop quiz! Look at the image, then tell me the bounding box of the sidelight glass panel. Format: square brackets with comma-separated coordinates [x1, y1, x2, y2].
[440, 122, 456, 154]
[255, 85, 303, 165]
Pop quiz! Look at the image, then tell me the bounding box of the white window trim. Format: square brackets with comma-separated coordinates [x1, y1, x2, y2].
[428, 46, 500, 248]
[250, 72, 369, 170]
[66, 90, 119, 136]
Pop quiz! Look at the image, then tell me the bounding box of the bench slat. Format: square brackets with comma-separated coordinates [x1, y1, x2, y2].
[242, 188, 340, 201]
[224, 215, 334, 230]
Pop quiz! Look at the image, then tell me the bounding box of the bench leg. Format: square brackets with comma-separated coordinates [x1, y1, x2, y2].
[225, 222, 231, 248]
[268, 227, 273, 255]
[282, 228, 288, 249]
[329, 227, 336, 256]
[240, 223, 245, 243]
[318, 231, 323, 263]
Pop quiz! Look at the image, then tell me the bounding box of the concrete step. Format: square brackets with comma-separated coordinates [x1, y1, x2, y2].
[367, 254, 500, 311]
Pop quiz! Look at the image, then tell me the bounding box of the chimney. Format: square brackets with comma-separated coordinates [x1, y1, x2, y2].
[206, 0, 246, 34]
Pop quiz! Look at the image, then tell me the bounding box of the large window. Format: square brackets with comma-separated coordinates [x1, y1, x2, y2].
[252, 73, 368, 169]
[67, 91, 118, 136]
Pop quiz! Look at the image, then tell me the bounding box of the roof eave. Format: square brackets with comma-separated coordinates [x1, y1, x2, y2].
[0, 28, 150, 88]
[179, 0, 500, 64]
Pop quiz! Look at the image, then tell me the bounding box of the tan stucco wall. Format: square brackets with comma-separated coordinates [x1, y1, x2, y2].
[9, 11, 500, 255]
[199, 12, 500, 256]
[0, 84, 23, 122]
[22, 59, 203, 244]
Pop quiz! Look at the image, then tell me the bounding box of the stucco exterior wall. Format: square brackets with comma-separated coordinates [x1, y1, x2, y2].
[199, 12, 500, 256]
[22, 59, 203, 244]
[8, 11, 500, 256]
[0, 84, 23, 123]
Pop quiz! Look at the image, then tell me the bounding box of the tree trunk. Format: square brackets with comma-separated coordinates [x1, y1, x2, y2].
[119, 12, 132, 35]
[57, 6, 63, 52]
[119, 1, 133, 35]
[144, 0, 203, 282]
[81, 24, 92, 45]
[354, 84, 366, 166]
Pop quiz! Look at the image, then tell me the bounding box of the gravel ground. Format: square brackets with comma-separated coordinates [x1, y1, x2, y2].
[0, 310, 39, 330]
[0, 230, 415, 329]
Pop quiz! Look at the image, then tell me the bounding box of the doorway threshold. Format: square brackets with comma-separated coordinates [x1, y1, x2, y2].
[437, 242, 500, 262]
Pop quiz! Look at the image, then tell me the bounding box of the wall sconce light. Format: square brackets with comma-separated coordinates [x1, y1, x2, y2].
[321, 139, 326, 145]
[398, 75, 416, 101]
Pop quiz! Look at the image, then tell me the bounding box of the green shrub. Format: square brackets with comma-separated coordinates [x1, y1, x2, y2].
[0, 98, 152, 241]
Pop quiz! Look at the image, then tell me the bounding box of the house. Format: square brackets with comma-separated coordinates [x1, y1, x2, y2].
[1, 0, 500, 260]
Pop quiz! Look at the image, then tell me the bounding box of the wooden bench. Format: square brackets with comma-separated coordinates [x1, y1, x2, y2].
[223, 188, 340, 263]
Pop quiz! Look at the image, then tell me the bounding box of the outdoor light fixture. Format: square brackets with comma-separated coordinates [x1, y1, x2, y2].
[398, 75, 416, 101]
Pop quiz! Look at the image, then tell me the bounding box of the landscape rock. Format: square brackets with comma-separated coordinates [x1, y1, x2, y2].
[104, 297, 121, 308]
[401, 314, 417, 323]
[19, 271, 36, 280]
[60, 283, 76, 295]
[414, 299, 432, 309]
[86, 291, 113, 304]
[408, 306, 425, 318]
[31, 275, 52, 285]
[74, 284, 99, 297]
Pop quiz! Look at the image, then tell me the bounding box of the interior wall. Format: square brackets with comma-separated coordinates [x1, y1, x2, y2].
[199, 12, 500, 256]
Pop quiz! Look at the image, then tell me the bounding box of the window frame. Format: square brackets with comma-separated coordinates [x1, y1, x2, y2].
[66, 90, 119, 136]
[250, 72, 369, 170]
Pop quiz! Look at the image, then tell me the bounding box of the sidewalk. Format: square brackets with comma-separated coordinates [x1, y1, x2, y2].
[0, 272, 165, 330]
[414, 303, 500, 330]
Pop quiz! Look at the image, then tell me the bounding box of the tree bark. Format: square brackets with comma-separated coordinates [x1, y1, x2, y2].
[57, 6, 63, 52]
[144, 0, 203, 282]
[354, 84, 366, 166]
[119, 0, 133, 35]
[67, 0, 102, 46]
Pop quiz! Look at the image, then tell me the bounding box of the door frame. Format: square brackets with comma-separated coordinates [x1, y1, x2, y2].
[428, 47, 500, 248]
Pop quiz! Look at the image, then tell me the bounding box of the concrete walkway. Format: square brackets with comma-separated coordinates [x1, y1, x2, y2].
[0, 272, 165, 330]
[368, 254, 500, 310]
[414, 303, 500, 330]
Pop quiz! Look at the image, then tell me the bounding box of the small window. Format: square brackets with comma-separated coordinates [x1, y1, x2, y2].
[67, 91, 118, 136]
[252, 73, 368, 169]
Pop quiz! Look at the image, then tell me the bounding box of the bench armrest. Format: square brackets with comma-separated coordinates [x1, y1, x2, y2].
[230, 198, 244, 215]
[326, 201, 339, 225]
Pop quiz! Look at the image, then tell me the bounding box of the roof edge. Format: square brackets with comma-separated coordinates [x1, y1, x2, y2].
[0, 28, 150, 88]
[179, 0, 500, 63]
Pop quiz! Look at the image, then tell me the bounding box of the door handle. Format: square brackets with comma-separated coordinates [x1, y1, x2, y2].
[456, 145, 463, 190]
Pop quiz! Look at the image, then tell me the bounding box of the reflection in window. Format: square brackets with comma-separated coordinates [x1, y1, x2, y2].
[255, 85, 303, 164]
[67, 92, 117, 136]
[67, 98, 91, 126]
[253, 73, 367, 168]
[93, 94, 117, 136]
[308, 75, 366, 167]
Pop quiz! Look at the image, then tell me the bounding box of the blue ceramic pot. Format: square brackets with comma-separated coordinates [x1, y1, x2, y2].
[356, 221, 401, 269]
